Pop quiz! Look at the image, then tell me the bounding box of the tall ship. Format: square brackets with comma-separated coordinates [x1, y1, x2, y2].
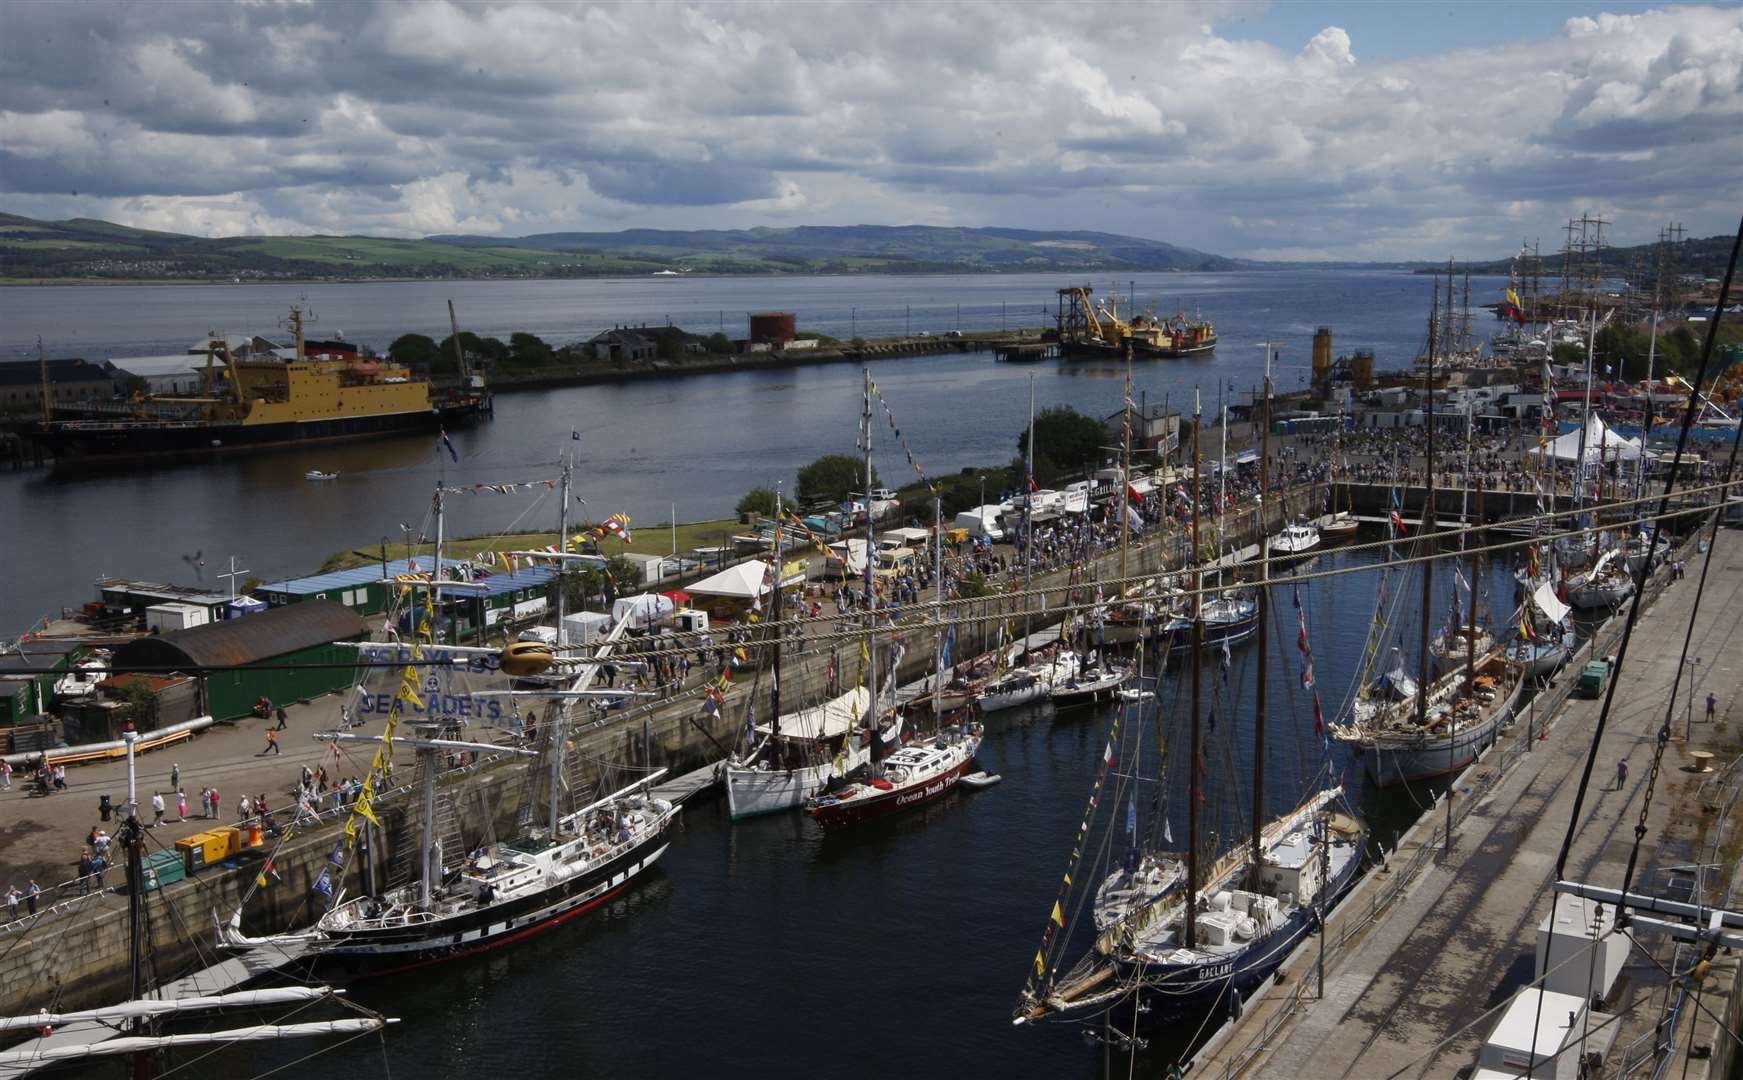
[27, 306, 490, 464]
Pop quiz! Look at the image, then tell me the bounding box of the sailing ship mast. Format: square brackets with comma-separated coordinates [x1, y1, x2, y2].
[1024, 375, 1036, 643]
[771, 484, 784, 735]
[862, 369, 881, 775]
[933, 490, 945, 719]
[1418, 276, 1439, 835]
[1463, 411, 1477, 700]
[1186, 388, 1203, 949]
[1119, 345, 1134, 590]
[547, 450, 573, 835]
[1250, 350, 1273, 889]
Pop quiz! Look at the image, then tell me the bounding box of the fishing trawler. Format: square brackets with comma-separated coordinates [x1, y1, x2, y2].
[28, 306, 489, 465]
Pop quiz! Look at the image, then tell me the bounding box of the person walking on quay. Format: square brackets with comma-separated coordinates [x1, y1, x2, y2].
[170, 762, 180, 791]
[237, 794, 251, 822]
[210, 787, 219, 820]
[274, 705, 289, 731]
[1, 758, 12, 791]
[1616, 758, 1629, 790]
[176, 788, 188, 821]
[25, 880, 40, 916]
[52, 764, 66, 792]
[1707, 692, 1718, 723]
[150, 791, 166, 826]
[261, 729, 280, 756]
[5, 886, 18, 921]
[200, 786, 211, 819]
[78, 850, 94, 895]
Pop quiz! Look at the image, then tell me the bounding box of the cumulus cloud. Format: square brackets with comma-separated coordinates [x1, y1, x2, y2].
[0, 1, 1736, 258]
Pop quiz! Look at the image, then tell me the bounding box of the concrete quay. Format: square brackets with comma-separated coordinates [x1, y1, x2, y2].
[1192, 525, 1743, 1080]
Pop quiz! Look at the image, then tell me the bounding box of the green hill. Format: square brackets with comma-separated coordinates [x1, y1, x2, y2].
[0, 213, 1240, 282]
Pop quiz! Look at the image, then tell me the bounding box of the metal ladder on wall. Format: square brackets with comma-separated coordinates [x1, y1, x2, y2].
[385, 760, 466, 890]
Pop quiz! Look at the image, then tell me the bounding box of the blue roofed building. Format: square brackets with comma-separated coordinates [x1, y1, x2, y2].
[255, 558, 469, 617]
[257, 558, 559, 641]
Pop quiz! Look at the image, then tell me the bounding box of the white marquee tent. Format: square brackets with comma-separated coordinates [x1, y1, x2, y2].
[1546, 415, 1650, 463]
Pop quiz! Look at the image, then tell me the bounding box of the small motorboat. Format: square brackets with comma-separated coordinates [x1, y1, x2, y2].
[1321, 511, 1359, 543]
[305, 470, 340, 481]
[961, 771, 1002, 790]
[1118, 688, 1156, 702]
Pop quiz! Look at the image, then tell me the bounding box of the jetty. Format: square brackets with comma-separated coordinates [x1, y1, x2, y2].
[1190, 525, 1743, 1080]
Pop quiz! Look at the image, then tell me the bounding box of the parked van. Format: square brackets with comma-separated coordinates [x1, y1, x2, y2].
[952, 506, 1005, 542]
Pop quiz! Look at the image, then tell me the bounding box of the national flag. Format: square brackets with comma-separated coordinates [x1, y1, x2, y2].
[1390, 509, 1409, 535]
[1027, 475, 1039, 493]
[1127, 483, 1144, 506]
[438, 429, 458, 462]
[1503, 287, 1526, 325]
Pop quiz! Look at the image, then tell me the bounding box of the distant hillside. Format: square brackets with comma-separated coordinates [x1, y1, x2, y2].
[427, 224, 1243, 273]
[1419, 234, 1733, 280]
[0, 214, 1240, 282]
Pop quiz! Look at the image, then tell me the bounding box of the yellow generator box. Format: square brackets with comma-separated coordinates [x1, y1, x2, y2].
[176, 827, 240, 874]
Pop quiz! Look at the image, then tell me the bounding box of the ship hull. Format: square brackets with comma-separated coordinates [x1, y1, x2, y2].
[311, 826, 669, 978]
[807, 753, 975, 829]
[727, 748, 865, 820]
[28, 400, 487, 467]
[1357, 679, 1520, 786]
[1111, 849, 1360, 1016]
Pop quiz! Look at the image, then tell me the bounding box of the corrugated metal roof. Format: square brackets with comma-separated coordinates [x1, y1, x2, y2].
[0, 640, 82, 674]
[112, 599, 366, 670]
[466, 566, 558, 598]
[258, 558, 466, 596]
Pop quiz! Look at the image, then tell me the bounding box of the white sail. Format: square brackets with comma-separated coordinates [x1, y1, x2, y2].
[0, 987, 338, 1033]
[0, 1020, 390, 1066]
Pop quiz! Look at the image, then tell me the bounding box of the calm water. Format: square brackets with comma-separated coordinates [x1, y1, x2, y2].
[0, 270, 1507, 628]
[144, 541, 1522, 1080]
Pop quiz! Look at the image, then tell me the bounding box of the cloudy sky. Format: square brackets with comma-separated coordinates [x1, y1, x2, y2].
[2, 1, 1738, 260]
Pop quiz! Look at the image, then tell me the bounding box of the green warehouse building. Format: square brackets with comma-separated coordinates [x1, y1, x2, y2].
[111, 600, 368, 721]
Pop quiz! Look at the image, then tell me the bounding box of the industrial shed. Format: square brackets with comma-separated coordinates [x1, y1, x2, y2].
[112, 600, 368, 721]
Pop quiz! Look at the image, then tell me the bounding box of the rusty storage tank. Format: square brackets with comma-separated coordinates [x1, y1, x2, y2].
[1312, 327, 1334, 380]
[1351, 350, 1375, 389]
[748, 312, 797, 346]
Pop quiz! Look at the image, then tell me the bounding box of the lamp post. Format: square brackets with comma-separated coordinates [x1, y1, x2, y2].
[122, 722, 138, 821]
[1686, 656, 1704, 738]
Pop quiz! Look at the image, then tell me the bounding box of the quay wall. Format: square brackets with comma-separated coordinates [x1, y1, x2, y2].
[0, 482, 1324, 1016]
